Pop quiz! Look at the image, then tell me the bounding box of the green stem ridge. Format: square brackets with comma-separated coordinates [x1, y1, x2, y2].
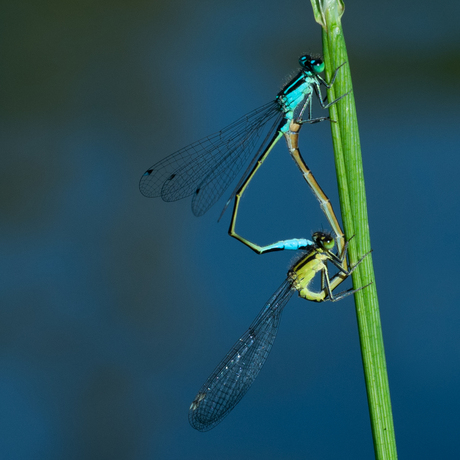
[310, 1, 398, 458]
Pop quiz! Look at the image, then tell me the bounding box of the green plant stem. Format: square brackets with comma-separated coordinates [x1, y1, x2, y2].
[310, 1, 398, 458]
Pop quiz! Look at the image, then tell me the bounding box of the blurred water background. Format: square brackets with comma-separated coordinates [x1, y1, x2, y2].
[1, 0, 460, 458]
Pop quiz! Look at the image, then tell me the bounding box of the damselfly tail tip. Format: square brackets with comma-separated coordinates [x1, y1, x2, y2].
[217, 200, 231, 223]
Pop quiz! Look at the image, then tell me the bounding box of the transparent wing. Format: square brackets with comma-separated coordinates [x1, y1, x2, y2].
[188, 277, 295, 431]
[139, 101, 282, 216]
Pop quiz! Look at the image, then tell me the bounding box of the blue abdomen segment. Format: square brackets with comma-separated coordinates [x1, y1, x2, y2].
[263, 238, 313, 252]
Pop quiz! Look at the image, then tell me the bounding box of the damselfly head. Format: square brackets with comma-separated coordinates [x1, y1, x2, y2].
[299, 54, 325, 75]
[312, 231, 335, 250]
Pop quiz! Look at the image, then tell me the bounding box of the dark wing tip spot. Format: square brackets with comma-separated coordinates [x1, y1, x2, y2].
[144, 169, 154, 176]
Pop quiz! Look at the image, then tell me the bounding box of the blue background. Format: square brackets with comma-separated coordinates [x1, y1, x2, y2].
[2, 0, 460, 458]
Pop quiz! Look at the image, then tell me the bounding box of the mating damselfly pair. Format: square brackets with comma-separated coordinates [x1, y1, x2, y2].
[139, 54, 370, 431]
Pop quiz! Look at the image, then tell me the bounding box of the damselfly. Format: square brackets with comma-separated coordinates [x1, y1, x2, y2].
[140, 55, 348, 217]
[189, 231, 370, 431]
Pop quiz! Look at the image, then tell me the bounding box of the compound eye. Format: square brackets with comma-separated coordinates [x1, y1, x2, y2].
[322, 237, 335, 250]
[312, 60, 325, 74]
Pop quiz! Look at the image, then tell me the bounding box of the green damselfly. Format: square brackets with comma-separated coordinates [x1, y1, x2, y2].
[189, 231, 370, 431]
